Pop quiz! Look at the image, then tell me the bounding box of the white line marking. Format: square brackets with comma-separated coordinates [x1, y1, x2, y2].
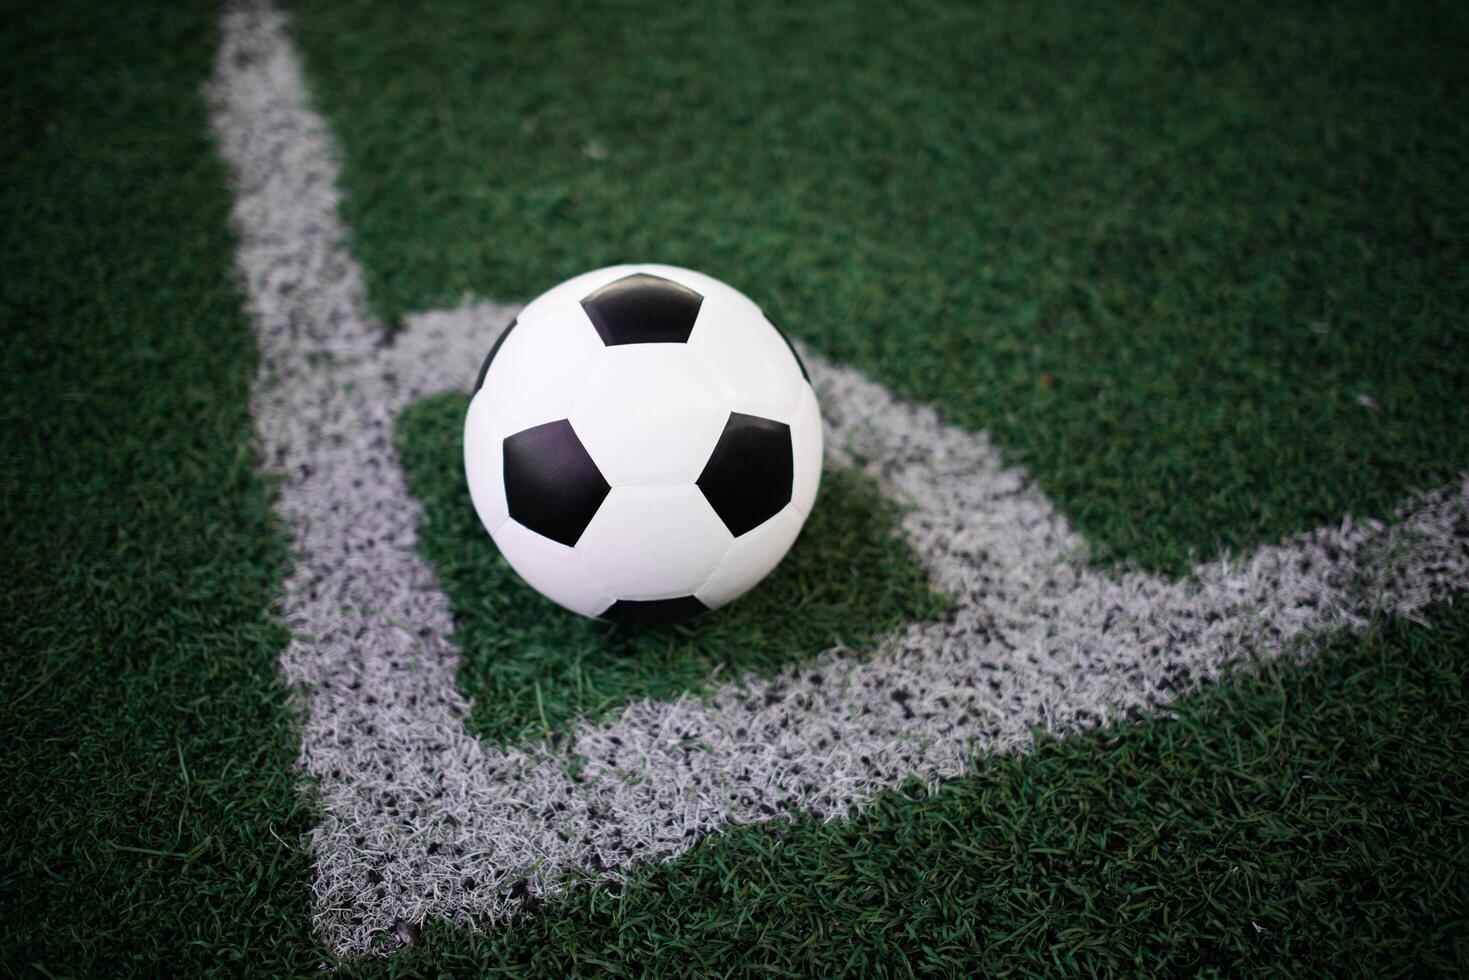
[210, 0, 1469, 956]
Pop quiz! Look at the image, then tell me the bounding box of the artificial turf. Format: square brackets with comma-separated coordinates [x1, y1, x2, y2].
[397, 392, 949, 745]
[0, 3, 318, 974]
[292, 0, 1469, 575]
[4, 0, 1468, 975]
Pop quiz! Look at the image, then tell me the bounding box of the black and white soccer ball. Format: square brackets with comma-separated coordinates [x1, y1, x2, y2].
[464, 264, 822, 625]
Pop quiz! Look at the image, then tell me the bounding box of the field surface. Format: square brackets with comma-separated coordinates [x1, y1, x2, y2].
[4, 0, 1467, 974]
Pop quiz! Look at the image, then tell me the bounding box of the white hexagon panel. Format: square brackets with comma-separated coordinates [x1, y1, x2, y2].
[569, 345, 730, 487]
[695, 502, 805, 608]
[687, 294, 807, 421]
[475, 304, 604, 436]
[464, 264, 824, 624]
[462, 393, 509, 535]
[578, 485, 732, 600]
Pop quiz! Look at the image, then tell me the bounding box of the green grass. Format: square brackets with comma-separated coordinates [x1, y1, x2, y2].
[0, 3, 317, 974]
[346, 608, 1469, 976]
[398, 392, 950, 745]
[293, 0, 1469, 575]
[4, 0, 1468, 975]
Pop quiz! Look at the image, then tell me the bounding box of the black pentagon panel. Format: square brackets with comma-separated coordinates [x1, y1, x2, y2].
[502, 419, 610, 547]
[697, 413, 794, 537]
[473, 318, 518, 394]
[580, 273, 703, 345]
[601, 595, 708, 625]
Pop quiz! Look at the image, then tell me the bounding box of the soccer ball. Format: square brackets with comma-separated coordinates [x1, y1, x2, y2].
[463, 264, 822, 624]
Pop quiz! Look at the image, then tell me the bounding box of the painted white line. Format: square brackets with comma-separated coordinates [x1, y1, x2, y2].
[211, 0, 1469, 956]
